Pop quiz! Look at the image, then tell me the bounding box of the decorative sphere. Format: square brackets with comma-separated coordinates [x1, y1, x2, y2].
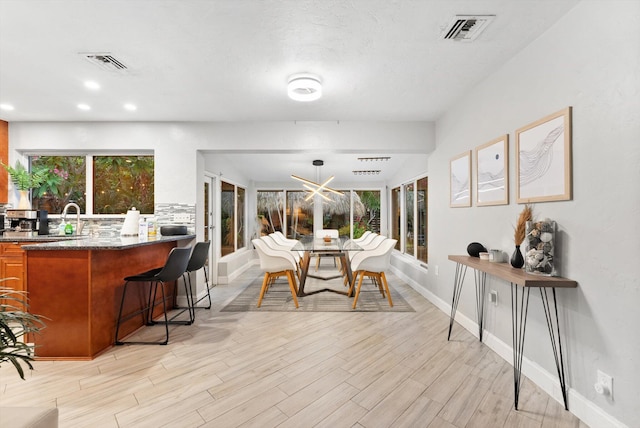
[467, 242, 487, 257]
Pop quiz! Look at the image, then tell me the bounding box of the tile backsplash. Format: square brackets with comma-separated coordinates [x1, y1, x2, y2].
[1, 203, 196, 236]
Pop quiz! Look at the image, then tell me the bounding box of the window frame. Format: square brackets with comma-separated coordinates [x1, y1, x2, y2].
[26, 152, 154, 217]
[220, 179, 246, 257]
[389, 174, 428, 265]
[257, 187, 383, 240]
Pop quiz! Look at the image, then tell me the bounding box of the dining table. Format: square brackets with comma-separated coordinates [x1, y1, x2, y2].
[290, 236, 362, 297]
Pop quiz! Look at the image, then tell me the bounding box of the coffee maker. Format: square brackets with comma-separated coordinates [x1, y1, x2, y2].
[5, 210, 49, 237]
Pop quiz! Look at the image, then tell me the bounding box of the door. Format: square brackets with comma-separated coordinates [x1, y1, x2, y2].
[203, 174, 218, 282]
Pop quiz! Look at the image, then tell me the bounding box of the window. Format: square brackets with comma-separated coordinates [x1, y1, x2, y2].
[93, 156, 154, 214]
[286, 191, 313, 238]
[322, 191, 350, 234]
[257, 190, 285, 235]
[30, 156, 87, 214]
[417, 177, 428, 263]
[354, 190, 380, 237]
[392, 176, 428, 263]
[259, 189, 380, 240]
[237, 187, 245, 249]
[404, 182, 414, 256]
[29, 155, 154, 215]
[391, 187, 401, 250]
[321, 190, 381, 238]
[221, 181, 246, 257]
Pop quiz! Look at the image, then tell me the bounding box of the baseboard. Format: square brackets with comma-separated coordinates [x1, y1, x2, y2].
[389, 264, 628, 428]
[218, 258, 256, 285]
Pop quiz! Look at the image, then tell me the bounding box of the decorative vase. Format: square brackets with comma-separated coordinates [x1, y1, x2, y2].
[524, 219, 557, 276]
[17, 190, 32, 209]
[510, 245, 524, 268]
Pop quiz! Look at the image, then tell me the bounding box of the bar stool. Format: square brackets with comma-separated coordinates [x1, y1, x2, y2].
[114, 246, 191, 345]
[182, 241, 213, 311]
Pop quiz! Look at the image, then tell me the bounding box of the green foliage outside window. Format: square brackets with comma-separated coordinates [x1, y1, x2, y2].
[31, 156, 87, 213]
[93, 156, 154, 214]
[29, 155, 154, 214]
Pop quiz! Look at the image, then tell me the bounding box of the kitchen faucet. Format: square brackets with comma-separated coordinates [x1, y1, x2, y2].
[61, 202, 83, 235]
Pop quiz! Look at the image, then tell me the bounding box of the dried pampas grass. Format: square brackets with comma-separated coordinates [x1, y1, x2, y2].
[514, 204, 533, 245]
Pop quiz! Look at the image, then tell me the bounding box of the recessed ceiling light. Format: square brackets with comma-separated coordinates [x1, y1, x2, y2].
[123, 103, 137, 111]
[0, 103, 15, 111]
[77, 103, 91, 111]
[84, 80, 101, 90]
[287, 74, 322, 102]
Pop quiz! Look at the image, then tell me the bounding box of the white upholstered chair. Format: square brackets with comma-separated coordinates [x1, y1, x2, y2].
[348, 238, 397, 309]
[252, 239, 299, 308]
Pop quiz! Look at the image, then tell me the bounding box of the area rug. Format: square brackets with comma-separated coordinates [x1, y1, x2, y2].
[221, 269, 415, 312]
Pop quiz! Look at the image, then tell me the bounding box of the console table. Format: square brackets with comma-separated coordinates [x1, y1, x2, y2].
[447, 255, 577, 411]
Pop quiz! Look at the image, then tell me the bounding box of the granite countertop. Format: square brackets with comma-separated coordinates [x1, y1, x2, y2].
[17, 234, 196, 250]
[0, 234, 84, 242]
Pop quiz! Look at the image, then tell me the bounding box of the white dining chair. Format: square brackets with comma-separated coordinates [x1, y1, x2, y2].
[271, 231, 300, 247]
[252, 239, 299, 308]
[348, 238, 397, 309]
[352, 230, 373, 243]
[342, 233, 387, 285]
[314, 229, 340, 271]
[262, 235, 304, 278]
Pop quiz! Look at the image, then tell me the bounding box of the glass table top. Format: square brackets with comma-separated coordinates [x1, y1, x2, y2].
[290, 236, 362, 252]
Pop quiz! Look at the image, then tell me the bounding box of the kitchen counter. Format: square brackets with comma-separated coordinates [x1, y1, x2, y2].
[20, 234, 195, 250]
[24, 234, 195, 360]
[0, 234, 83, 242]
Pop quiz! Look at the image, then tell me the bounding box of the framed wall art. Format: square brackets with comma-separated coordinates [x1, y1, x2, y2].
[516, 107, 572, 203]
[450, 150, 471, 207]
[475, 135, 509, 206]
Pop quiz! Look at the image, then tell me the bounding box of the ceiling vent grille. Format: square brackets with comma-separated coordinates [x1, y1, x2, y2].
[80, 53, 128, 72]
[440, 15, 495, 42]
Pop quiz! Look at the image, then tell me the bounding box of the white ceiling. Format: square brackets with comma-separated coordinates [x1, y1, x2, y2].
[0, 0, 579, 183]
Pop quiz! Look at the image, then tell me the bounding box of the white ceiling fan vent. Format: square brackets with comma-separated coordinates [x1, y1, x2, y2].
[440, 15, 495, 42]
[80, 53, 129, 72]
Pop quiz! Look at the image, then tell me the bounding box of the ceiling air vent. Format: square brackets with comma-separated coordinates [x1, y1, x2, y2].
[440, 15, 495, 42]
[80, 53, 128, 72]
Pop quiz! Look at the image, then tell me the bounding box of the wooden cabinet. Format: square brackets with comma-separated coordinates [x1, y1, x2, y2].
[0, 242, 27, 310]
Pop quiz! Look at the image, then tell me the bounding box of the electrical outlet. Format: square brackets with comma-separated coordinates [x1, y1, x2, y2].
[172, 213, 191, 223]
[489, 290, 498, 305]
[435, 265, 439, 276]
[595, 370, 613, 398]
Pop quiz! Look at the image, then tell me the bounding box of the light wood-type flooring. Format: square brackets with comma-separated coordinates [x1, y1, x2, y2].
[0, 265, 588, 427]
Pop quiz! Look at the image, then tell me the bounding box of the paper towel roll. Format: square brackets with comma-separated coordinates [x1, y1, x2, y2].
[120, 207, 140, 236]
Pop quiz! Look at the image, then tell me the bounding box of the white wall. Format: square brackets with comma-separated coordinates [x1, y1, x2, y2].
[427, 2, 639, 427]
[8, 121, 432, 244]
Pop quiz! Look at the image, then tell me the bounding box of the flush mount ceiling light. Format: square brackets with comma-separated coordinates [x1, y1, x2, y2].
[287, 74, 322, 102]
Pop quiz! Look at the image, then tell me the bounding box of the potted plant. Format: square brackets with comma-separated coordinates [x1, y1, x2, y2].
[0, 279, 45, 379]
[1, 160, 50, 209]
